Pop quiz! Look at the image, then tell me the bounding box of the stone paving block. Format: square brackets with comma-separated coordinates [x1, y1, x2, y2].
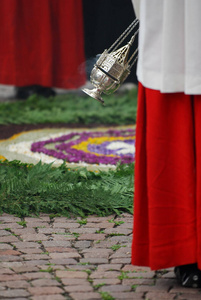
[110, 251, 131, 259]
[137, 272, 157, 280]
[122, 278, 154, 286]
[23, 272, 52, 280]
[49, 252, 81, 259]
[27, 286, 63, 295]
[0, 223, 23, 230]
[0, 274, 26, 281]
[79, 258, 108, 264]
[69, 292, 101, 300]
[135, 285, 170, 293]
[169, 285, 201, 294]
[85, 222, 115, 229]
[104, 228, 132, 235]
[25, 222, 50, 228]
[78, 233, 105, 241]
[109, 292, 144, 299]
[155, 278, 176, 288]
[146, 292, 176, 299]
[12, 228, 36, 235]
[117, 213, 133, 219]
[73, 241, 91, 249]
[31, 295, 66, 300]
[3, 280, 31, 288]
[0, 243, 13, 250]
[70, 263, 96, 272]
[11, 266, 39, 273]
[87, 216, 114, 223]
[37, 228, 65, 234]
[0, 249, 21, 256]
[139, 271, 161, 285]
[93, 241, 117, 248]
[0, 285, 6, 291]
[49, 258, 77, 265]
[1, 299, 28, 300]
[0, 288, 30, 298]
[0, 235, 19, 242]
[97, 264, 122, 271]
[61, 278, 89, 285]
[21, 254, 50, 260]
[0, 215, 21, 222]
[93, 278, 121, 285]
[20, 248, 43, 254]
[22, 259, 50, 266]
[53, 222, 80, 229]
[110, 236, 132, 243]
[56, 270, 88, 279]
[45, 247, 77, 253]
[0, 255, 22, 262]
[20, 234, 49, 242]
[68, 227, 100, 234]
[13, 242, 41, 248]
[90, 271, 121, 279]
[31, 278, 61, 286]
[110, 245, 131, 253]
[81, 248, 113, 258]
[42, 241, 71, 247]
[0, 261, 25, 268]
[121, 265, 151, 272]
[161, 271, 175, 279]
[0, 229, 13, 236]
[110, 258, 131, 264]
[100, 284, 131, 292]
[53, 217, 70, 223]
[51, 234, 75, 241]
[0, 268, 14, 274]
[38, 264, 66, 271]
[55, 217, 79, 223]
[24, 217, 46, 222]
[68, 265, 97, 271]
[176, 293, 201, 300]
[64, 284, 94, 293]
[39, 214, 51, 221]
[117, 223, 133, 229]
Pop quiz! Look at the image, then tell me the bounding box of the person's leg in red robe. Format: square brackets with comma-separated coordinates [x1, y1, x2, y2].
[132, 83, 198, 270]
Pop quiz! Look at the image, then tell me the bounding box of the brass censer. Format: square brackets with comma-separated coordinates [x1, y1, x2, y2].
[82, 18, 139, 105]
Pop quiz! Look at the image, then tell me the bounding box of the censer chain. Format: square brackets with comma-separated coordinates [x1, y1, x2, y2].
[127, 30, 139, 68]
[108, 18, 139, 53]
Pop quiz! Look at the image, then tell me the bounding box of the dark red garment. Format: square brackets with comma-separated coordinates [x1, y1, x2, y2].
[132, 83, 201, 270]
[0, 0, 86, 88]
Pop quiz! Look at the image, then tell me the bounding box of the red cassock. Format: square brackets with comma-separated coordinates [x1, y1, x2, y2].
[132, 83, 201, 270]
[0, 0, 86, 89]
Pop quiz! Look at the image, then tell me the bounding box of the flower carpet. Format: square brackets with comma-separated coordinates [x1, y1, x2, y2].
[0, 92, 136, 217]
[0, 126, 135, 171]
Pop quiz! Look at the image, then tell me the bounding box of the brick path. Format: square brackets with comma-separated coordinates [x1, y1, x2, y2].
[0, 213, 201, 300]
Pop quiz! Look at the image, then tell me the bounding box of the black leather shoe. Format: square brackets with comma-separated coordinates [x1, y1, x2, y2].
[174, 264, 201, 288]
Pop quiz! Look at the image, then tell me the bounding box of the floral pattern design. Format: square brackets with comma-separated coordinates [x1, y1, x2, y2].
[31, 129, 135, 165]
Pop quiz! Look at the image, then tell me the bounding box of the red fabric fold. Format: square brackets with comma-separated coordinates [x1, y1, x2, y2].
[132, 83, 201, 270]
[0, 0, 86, 88]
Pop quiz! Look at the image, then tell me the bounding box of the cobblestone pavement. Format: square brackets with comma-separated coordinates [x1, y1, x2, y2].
[0, 213, 201, 300]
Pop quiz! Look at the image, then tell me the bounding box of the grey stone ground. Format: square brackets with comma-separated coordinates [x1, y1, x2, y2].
[0, 213, 201, 300]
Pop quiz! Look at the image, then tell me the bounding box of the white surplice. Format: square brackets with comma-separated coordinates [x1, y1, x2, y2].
[132, 0, 201, 94]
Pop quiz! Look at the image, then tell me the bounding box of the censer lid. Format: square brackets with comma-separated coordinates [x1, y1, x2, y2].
[111, 44, 131, 65]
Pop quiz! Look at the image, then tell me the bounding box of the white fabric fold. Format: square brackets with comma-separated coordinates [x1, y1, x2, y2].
[135, 0, 201, 94]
